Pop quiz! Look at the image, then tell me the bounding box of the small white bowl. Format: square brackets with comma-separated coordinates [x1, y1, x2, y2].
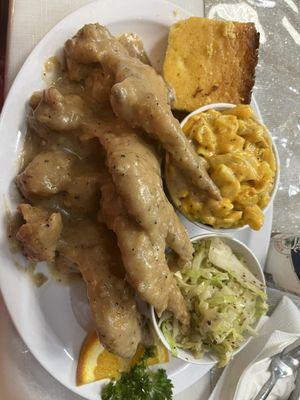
[169, 102, 280, 233]
[151, 233, 266, 365]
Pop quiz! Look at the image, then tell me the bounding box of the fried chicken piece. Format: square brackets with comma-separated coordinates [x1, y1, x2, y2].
[33, 88, 192, 264]
[31, 89, 191, 316]
[65, 23, 220, 199]
[57, 219, 142, 358]
[55, 219, 100, 273]
[61, 172, 103, 214]
[56, 219, 104, 273]
[82, 115, 193, 266]
[66, 33, 150, 106]
[66, 32, 149, 84]
[100, 179, 189, 324]
[16, 150, 75, 198]
[16, 204, 62, 262]
[16, 148, 103, 214]
[77, 245, 142, 358]
[31, 87, 89, 132]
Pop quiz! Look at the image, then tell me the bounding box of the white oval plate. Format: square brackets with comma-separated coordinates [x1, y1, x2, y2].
[0, 0, 272, 399]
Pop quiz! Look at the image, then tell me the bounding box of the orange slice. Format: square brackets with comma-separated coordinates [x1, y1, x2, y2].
[76, 331, 169, 386]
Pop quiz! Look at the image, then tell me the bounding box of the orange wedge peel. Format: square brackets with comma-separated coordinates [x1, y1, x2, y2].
[76, 331, 169, 386]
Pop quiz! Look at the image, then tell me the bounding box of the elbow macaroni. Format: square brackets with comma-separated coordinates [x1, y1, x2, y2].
[166, 105, 276, 230]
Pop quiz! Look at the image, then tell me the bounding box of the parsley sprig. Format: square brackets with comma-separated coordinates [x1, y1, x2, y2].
[101, 346, 173, 400]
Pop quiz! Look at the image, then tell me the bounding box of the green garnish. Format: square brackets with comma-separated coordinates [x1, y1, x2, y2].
[101, 346, 173, 400]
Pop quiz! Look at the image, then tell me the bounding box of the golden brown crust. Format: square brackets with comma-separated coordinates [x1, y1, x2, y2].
[163, 17, 260, 112]
[236, 23, 260, 104]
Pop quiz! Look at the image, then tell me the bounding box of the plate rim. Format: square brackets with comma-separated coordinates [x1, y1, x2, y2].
[0, 0, 208, 398]
[0, 0, 272, 398]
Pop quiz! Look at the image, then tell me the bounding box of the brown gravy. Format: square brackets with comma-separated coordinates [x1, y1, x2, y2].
[13, 62, 107, 285]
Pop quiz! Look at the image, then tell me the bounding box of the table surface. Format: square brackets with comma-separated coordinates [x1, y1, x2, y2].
[1, 0, 300, 399]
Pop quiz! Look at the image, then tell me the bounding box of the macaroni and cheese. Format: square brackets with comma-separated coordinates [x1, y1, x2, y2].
[166, 105, 276, 230]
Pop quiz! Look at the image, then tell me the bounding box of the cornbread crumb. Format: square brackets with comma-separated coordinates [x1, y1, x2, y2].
[223, 22, 237, 39]
[163, 17, 259, 112]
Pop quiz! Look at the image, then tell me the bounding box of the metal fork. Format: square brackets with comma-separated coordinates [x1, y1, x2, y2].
[253, 352, 299, 400]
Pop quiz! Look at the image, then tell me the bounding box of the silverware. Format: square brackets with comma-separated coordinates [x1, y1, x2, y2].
[253, 350, 300, 400]
[288, 364, 300, 400]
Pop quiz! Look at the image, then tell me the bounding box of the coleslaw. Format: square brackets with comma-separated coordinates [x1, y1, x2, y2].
[160, 238, 267, 366]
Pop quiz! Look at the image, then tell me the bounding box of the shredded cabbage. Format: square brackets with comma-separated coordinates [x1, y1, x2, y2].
[160, 238, 267, 366]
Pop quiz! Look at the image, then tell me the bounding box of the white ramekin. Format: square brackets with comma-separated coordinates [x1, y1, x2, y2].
[150, 233, 267, 365]
[168, 102, 280, 233]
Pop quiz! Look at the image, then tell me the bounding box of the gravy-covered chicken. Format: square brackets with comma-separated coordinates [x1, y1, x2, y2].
[32, 88, 192, 319]
[14, 91, 143, 356]
[57, 220, 142, 358]
[65, 23, 221, 199]
[16, 150, 75, 198]
[100, 179, 190, 324]
[81, 114, 193, 267]
[12, 23, 206, 359]
[17, 204, 62, 262]
[17, 147, 104, 215]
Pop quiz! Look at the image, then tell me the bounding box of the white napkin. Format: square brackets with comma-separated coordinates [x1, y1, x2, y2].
[209, 296, 300, 400]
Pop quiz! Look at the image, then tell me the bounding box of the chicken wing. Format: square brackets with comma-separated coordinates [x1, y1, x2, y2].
[81, 115, 193, 266]
[16, 148, 104, 215]
[57, 220, 142, 358]
[31, 87, 89, 132]
[16, 150, 75, 198]
[65, 32, 149, 84]
[100, 178, 189, 325]
[65, 23, 220, 199]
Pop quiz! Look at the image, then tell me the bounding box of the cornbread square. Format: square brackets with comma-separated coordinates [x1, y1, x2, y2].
[163, 17, 259, 112]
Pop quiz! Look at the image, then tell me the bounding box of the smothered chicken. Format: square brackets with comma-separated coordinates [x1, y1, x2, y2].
[57, 220, 142, 358]
[26, 86, 192, 321]
[81, 114, 193, 267]
[65, 23, 220, 200]
[12, 23, 222, 358]
[16, 207, 141, 358]
[15, 97, 142, 357]
[17, 203, 62, 262]
[100, 176, 190, 325]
